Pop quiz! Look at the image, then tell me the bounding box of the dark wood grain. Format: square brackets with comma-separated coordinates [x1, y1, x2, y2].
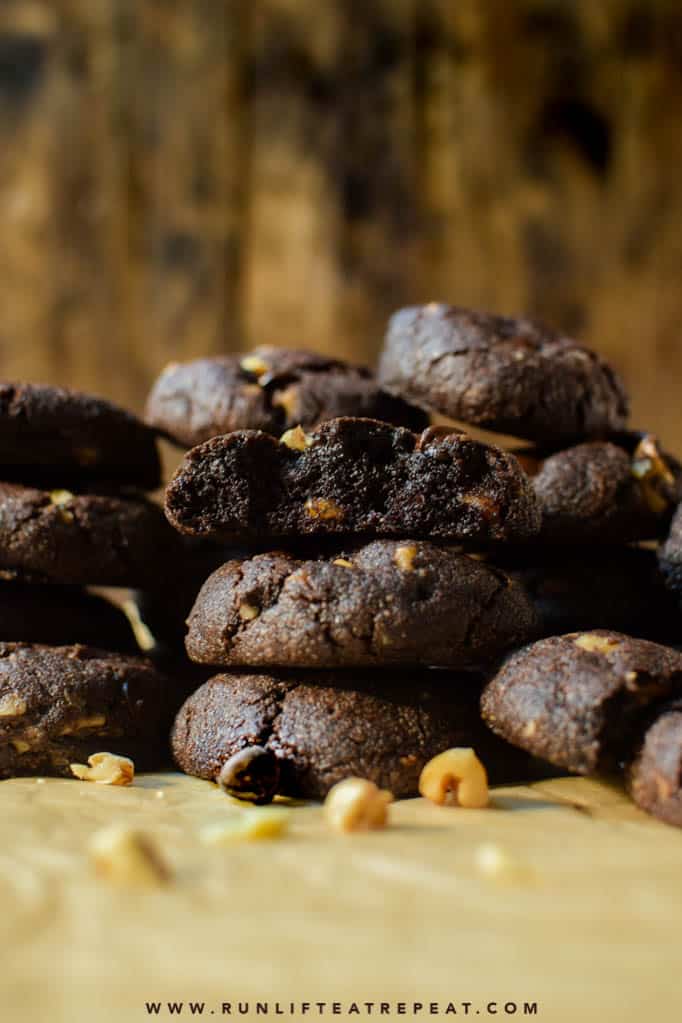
[0, 0, 680, 448]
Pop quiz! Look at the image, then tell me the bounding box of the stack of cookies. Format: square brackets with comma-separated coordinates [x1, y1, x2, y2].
[150, 313, 682, 825]
[145, 345, 545, 801]
[0, 382, 197, 779]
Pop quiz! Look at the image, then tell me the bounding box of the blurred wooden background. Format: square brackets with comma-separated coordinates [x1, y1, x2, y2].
[0, 0, 681, 445]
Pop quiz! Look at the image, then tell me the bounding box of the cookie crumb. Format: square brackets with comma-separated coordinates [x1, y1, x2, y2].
[304, 497, 344, 521]
[200, 808, 290, 845]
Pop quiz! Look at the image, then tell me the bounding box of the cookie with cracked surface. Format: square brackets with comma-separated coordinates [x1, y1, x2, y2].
[0, 382, 160, 489]
[523, 434, 681, 544]
[0, 482, 186, 586]
[171, 670, 546, 800]
[185, 541, 540, 669]
[164, 418, 541, 544]
[627, 700, 682, 828]
[378, 304, 629, 445]
[145, 348, 427, 447]
[0, 643, 180, 778]
[0, 582, 137, 651]
[481, 631, 682, 775]
[500, 546, 681, 642]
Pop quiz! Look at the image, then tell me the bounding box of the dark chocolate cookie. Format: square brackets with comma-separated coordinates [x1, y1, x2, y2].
[627, 700, 682, 828]
[185, 541, 540, 669]
[499, 546, 681, 642]
[164, 419, 541, 544]
[0, 382, 160, 489]
[378, 304, 629, 445]
[481, 632, 682, 775]
[0, 582, 137, 651]
[525, 435, 681, 543]
[0, 643, 180, 778]
[145, 348, 427, 447]
[171, 669, 544, 800]
[658, 503, 682, 602]
[0, 482, 185, 586]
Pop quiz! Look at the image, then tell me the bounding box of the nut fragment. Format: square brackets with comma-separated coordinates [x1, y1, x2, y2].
[631, 435, 677, 514]
[238, 602, 260, 622]
[88, 825, 169, 885]
[217, 746, 280, 805]
[460, 493, 499, 523]
[11, 738, 30, 754]
[280, 425, 312, 452]
[70, 752, 135, 786]
[121, 599, 156, 652]
[304, 497, 344, 521]
[240, 354, 270, 378]
[0, 693, 27, 717]
[573, 633, 621, 654]
[200, 808, 290, 845]
[324, 777, 393, 833]
[393, 545, 417, 572]
[50, 489, 74, 507]
[333, 558, 353, 568]
[59, 714, 107, 735]
[272, 384, 299, 419]
[419, 748, 489, 808]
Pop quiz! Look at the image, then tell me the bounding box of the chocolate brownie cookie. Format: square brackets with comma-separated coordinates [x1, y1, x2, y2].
[525, 434, 681, 543]
[165, 419, 541, 544]
[0, 382, 160, 489]
[0, 483, 185, 586]
[378, 304, 629, 445]
[658, 503, 682, 602]
[627, 700, 682, 827]
[171, 670, 544, 800]
[481, 632, 682, 775]
[0, 582, 137, 651]
[500, 546, 681, 642]
[145, 348, 427, 447]
[185, 542, 540, 669]
[0, 643, 179, 778]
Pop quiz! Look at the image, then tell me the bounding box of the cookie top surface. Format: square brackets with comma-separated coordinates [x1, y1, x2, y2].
[145, 347, 427, 447]
[0, 642, 178, 778]
[0, 382, 160, 489]
[526, 434, 682, 544]
[481, 631, 682, 775]
[627, 701, 682, 828]
[185, 541, 540, 669]
[658, 503, 682, 599]
[164, 418, 541, 544]
[171, 669, 540, 800]
[378, 304, 629, 445]
[0, 482, 186, 587]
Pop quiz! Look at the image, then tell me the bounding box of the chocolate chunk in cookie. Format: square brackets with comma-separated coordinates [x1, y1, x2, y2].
[164, 418, 541, 544]
[0, 382, 160, 489]
[185, 541, 540, 669]
[0, 482, 186, 586]
[0, 643, 181, 778]
[171, 670, 545, 800]
[527, 434, 681, 544]
[378, 304, 629, 445]
[627, 700, 682, 828]
[500, 546, 681, 642]
[481, 632, 682, 775]
[0, 581, 137, 651]
[145, 348, 427, 448]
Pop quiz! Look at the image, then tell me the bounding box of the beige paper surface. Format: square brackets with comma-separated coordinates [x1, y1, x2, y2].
[1, 772, 680, 1023]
